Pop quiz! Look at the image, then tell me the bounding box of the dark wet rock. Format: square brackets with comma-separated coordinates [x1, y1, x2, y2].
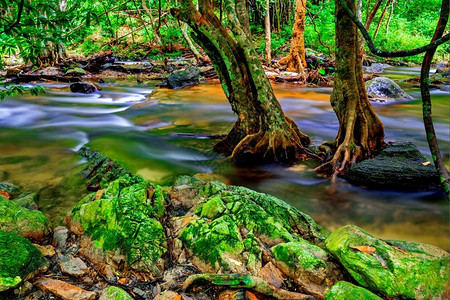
[70, 82, 98, 94]
[52, 226, 69, 248]
[66, 174, 167, 279]
[366, 77, 412, 101]
[84, 50, 114, 73]
[166, 67, 200, 89]
[78, 146, 132, 191]
[325, 225, 449, 299]
[58, 255, 89, 277]
[0, 194, 52, 243]
[99, 286, 133, 300]
[5, 67, 22, 77]
[65, 67, 86, 76]
[34, 278, 97, 300]
[325, 281, 382, 300]
[364, 63, 390, 74]
[345, 141, 441, 190]
[0, 230, 48, 292]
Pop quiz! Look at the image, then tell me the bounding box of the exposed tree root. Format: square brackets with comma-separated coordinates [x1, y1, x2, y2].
[183, 273, 314, 300]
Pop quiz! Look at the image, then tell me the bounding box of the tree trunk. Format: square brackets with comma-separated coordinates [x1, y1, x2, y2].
[172, 0, 312, 164]
[180, 22, 201, 63]
[373, 0, 391, 40]
[317, 0, 385, 178]
[264, 0, 271, 65]
[278, 0, 307, 75]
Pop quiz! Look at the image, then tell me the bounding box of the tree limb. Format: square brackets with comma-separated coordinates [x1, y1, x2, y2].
[338, 0, 449, 57]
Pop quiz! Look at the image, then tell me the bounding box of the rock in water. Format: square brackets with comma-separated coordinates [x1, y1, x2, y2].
[345, 140, 440, 190]
[325, 225, 450, 299]
[365, 77, 412, 101]
[70, 82, 98, 94]
[0, 230, 48, 292]
[166, 67, 200, 89]
[325, 281, 382, 300]
[364, 63, 390, 74]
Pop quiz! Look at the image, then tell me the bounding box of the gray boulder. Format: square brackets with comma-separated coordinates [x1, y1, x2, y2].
[345, 141, 441, 190]
[364, 63, 390, 74]
[167, 67, 200, 89]
[365, 77, 412, 102]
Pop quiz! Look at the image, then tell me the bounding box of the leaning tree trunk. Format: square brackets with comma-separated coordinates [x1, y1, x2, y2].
[278, 0, 307, 75]
[317, 0, 385, 178]
[172, 0, 312, 164]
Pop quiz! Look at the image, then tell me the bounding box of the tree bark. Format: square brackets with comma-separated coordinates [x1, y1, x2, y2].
[264, 0, 271, 65]
[172, 0, 312, 164]
[180, 22, 201, 63]
[373, 0, 392, 40]
[316, 0, 385, 178]
[420, 0, 449, 198]
[278, 0, 307, 75]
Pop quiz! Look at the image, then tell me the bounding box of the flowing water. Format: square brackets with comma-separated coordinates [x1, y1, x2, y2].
[0, 66, 448, 250]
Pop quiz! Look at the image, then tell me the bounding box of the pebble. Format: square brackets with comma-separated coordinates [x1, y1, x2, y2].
[53, 226, 69, 248]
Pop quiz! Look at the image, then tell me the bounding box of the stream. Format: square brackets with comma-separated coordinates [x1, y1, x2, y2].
[0, 66, 448, 250]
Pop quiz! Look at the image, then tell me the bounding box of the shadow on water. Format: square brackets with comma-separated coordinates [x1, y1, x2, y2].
[0, 75, 448, 250]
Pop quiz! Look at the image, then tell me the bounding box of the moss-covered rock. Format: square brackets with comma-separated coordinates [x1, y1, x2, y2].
[325, 225, 450, 299]
[99, 286, 133, 300]
[271, 241, 344, 298]
[345, 141, 441, 190]
[67, 174, 167, 278]
[0, 230, 48, 292]
[0, 195, 51, 243]
[0, 182, 21, 198]
[171, 176, 340, 294]
[166, 67, 200, 89]
[324, 281, 382, 300]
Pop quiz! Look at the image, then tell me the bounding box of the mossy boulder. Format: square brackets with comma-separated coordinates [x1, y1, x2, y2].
[365, 77, 412, 101]
[0, 182, 21, 198]
[171, 176, 342, 296]
[345, 141, 441, 190]
[271, 241, 344, 298]
[325, 281, 382, 300]
[0, 195, 51, 243]
[325, 225, 450, 299]
[67, 174, 167, 278]
[0, 230, 48, 292]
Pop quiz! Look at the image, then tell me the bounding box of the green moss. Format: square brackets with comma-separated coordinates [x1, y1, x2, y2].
[152, 185, 166, 219]
[324, 281, 382, 300]
[0, 230, 47, 292]
[179, 215, 244, 270]
[325, 225, 450, 299]
[101, 286, 133, 300]
[0, 196, 51, 242]
[272, 241, 328, 270]
[70, 174, 167, 275]
[199, 195, 226, 219]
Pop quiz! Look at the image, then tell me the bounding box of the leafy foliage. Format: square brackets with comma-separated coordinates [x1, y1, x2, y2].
[0, 83, 45, 101]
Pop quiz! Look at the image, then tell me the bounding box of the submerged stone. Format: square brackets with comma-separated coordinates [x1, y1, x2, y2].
[366, 77, 412, 101]
[0, 230, 48, 292]
[0, 195, 52, 243]
[67, 174, 167, 278]
[345, 140, 441, 190]
[325, 225, 450, 299]
[325, 281, 382, 300]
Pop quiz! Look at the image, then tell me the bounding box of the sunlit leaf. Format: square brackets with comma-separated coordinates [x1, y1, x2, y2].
[350, 245, 376, 255]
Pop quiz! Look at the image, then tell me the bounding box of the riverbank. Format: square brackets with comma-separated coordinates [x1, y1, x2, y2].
[0, 147, 448, 299]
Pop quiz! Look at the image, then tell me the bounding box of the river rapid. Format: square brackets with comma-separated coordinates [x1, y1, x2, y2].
[0, 66, 448, 250]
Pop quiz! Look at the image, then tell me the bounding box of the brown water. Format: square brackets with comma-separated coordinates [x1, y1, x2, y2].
[0, 67, 448, 250]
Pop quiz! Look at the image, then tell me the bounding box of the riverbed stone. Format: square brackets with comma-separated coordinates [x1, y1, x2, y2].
[58, 255, 89, 277]
[66, 174, 167, 278]
[34, 278, 97, 300]
[366, 77, 412, 101]
[324, 281, 382, 300]
[166, 67, 200, 89]
[70, 82, 98, 94]
[0, 230, 48, 292]
[99, 286, 133, 300]
[345, 140, 440, 190]
[0, 195, 52, 243]
[364, 63, 390, 74]
[325, 225, 450, 299]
